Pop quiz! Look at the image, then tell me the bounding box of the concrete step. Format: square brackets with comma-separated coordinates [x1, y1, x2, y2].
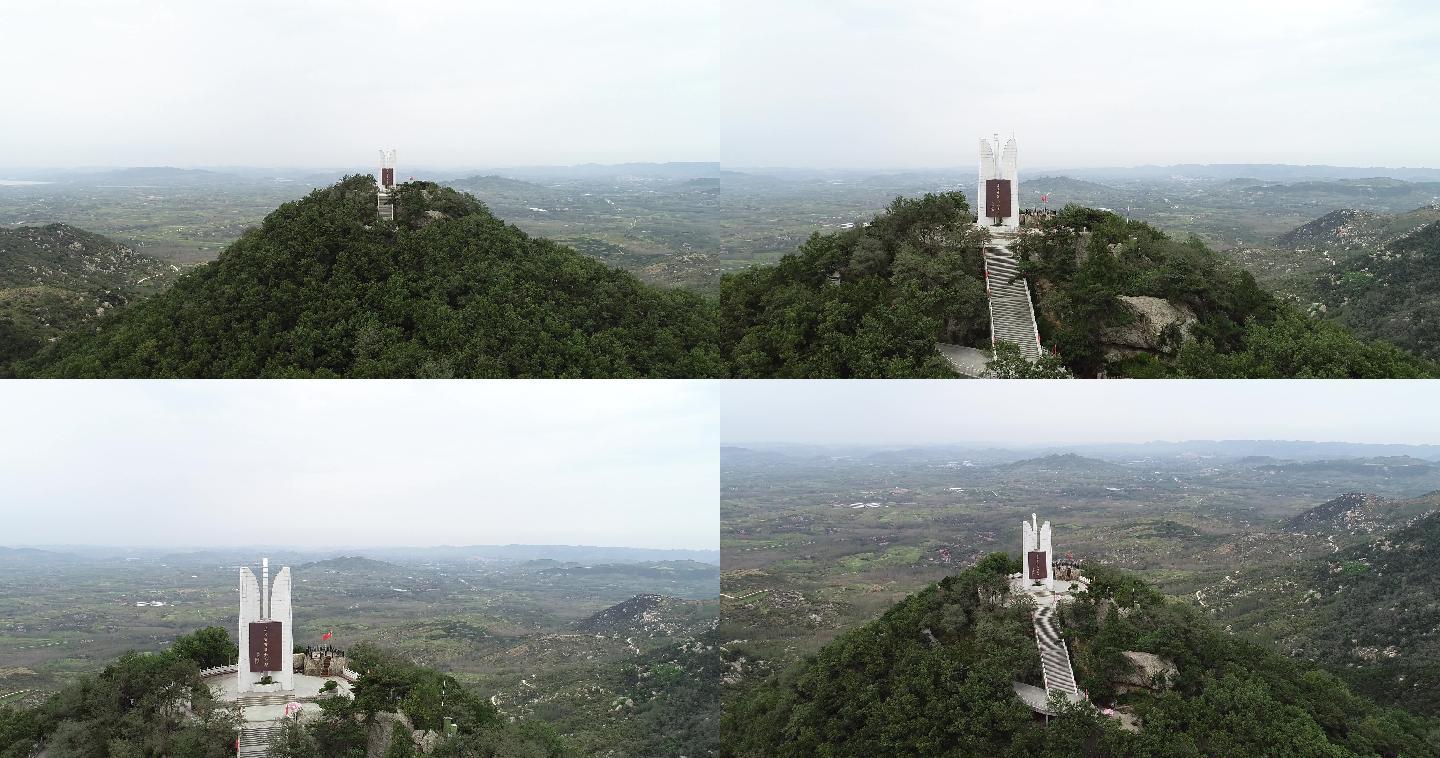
[238, 720, 286, 758]
[1032, 607, 1081, 697]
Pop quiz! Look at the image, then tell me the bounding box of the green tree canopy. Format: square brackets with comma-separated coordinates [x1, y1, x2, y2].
[722, 555, 1440, 757]
[17, 178, 720, 378]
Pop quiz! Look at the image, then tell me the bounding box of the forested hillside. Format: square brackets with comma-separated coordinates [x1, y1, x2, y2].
[0, 628, 568, 758]
[13, 177, 721, 378]
[1209, 507, 1440, 718]
[1018, 206, 1434, 378]
[1315, 220, 1440, 362]
[721, 193, 988, 378]
[0, 224, 173, 366]
[719, 194, 1436, 378]
[0, 628, 238, 757]
[722, 555, 1439, 757]
[268, 643, 567, 757]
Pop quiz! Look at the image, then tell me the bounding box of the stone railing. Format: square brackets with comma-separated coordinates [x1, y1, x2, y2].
[197, 662, 360, 683]
[198, 664, 238, 678]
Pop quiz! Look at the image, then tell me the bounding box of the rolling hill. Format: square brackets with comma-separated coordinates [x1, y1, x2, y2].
[297, 555, 403, 573]
[14, 177, 721, 377]
[1314, 218, 1440, 361]
[722, 555, 1438, 756]
[1275, 207, 1440, 255]
[575, 594, 718, 638]
[1282, 492, 1423, 536]
[0, 223, 175, 365]
[998, 453, 1127, 474]
[1208, 507, 1440, 718]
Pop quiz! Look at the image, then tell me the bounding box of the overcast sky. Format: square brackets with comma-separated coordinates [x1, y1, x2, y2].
[722, 381, 1440, 447]
[722, 0, 1440, 169]
[0, 381, 717, 550]
[5, 1, 1436, 170]
[0, 0, 719, 168]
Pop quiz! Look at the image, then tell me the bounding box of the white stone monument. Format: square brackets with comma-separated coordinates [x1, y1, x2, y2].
[238, 558, 295, 692]
[977, 135, 1019, 229]
[1021, 513, 1054, 592]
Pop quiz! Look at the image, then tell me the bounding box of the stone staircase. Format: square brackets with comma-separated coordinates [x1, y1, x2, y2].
[982, 233, 1042, 361]
[233, 693, 312, 756]
[235, 693, 293, 708]
[1033, 606, 1081, 701]
[238, 719, 285, 758]
[377, 195, 395, 221]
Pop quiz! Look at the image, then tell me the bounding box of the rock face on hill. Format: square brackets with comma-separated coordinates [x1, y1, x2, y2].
[17, 177, 721, 377]
[1099, 295, 1196, 358]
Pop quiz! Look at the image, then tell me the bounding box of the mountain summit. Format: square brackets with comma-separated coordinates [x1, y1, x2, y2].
[17, 177, 720, 377]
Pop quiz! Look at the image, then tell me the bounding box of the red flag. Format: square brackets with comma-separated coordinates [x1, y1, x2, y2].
[1040, 194, 1050, 203]
[321, 630, 333, 641]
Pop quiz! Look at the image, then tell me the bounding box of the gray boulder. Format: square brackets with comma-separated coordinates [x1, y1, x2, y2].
[1101, 296, 1196, 358]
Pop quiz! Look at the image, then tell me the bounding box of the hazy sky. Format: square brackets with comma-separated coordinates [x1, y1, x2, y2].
[0, 0, 719, 168]
[722, 0, 1440, 169]
[0, 381, 717, 550]
[722, 381, 1440, 446]
[6, 1, 1436, 170]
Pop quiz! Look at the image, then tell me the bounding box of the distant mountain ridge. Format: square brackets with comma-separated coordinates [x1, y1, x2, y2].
[298, 555, 402, 572]
[997, 452, 1123, 473]
[1252, 456, 1439, 477]
[364, 543, 722, 565]
[0, 546, 75, 565]
[1066, 163, 1440, 182]
[723, 440, 1440, 464]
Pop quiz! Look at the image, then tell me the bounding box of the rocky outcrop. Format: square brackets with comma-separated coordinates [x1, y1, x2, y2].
[1100, 296, 1196, 359]
[1113, 651, 1178, 693]
[365, 711, 415, 758]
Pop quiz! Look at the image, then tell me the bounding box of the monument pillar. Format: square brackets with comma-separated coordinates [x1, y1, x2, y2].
[1021, 513, 1053, 591]
[237, 558, 295, 692]
[977, 135, 1019, 229]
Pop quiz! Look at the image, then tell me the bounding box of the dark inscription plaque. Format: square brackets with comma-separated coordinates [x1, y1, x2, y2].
[986, 179, 1012, 218]
[249, 621, 282, 672]
[1027, 550, 1048, 581]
